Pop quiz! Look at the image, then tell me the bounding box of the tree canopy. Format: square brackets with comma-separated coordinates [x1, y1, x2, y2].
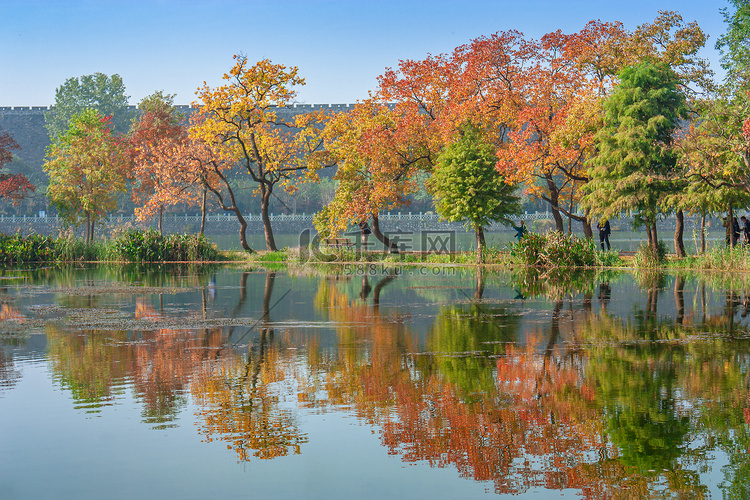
[716, 0, 750, 91]
[127, 91, 188, 234]
[583, 61, 687, 253]
[193, 55, 331, 251]
[45, 73, 135, 140]
[44, 109, 128, 243]
[429, 123, 520, 262]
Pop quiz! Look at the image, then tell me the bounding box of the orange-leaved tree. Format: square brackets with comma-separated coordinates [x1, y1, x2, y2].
[127, 91, 190, 235]
[494, 30, 594, 234]
[488, 22, 638, 236]
[134, 111, 247, 241]
[318, 53, 458, 251]
[318, 98, 437, 252]
[178, 115, 250, 244]
[193, 55, 332, 251]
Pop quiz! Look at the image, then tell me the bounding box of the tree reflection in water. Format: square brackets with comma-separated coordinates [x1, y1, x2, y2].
[192, 271, 310, 461]
[28, 267, 750, 497]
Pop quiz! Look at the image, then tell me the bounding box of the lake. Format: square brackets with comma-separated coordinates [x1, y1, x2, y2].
[1, 265, 749, 499]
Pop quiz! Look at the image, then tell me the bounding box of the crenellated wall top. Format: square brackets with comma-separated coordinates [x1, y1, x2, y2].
[0, 103, 357, 114]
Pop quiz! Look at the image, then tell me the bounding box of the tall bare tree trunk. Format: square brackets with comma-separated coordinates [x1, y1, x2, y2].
[235, 209, 251, 251]
[200, 187, 207, 236]
[582, 210, 593, 239]
[547, 178, 564, 232]
[475, 225, 485, 264]
[85, 213, 92, 245]
[649, 221, 659, 255]
[158, 205, 164, 236]
[260, 185, 277, 251]
[700, 213, 706, 254]
[567, 183, 575, 235]
[674, 209, 686, 258]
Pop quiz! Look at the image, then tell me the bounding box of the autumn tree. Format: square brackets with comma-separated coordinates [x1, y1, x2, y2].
[317, 99, 436, 252]
[44, 110, 128, 243]
[583, 61, 687, 255]
[716, 0, 750, 93]
[624, 11, 713, 97]
[676, 97, 750, 250]
[495, 31, 601, 235]
[174, 117, 249, 242]
[675, 4, 750, 248]
[127, 91, 188, 234]
[429, 123, 520, 262]
[45, 72, 135, 139]
[0, 127, 35, 203]
[495, 14, 709, 238]
[319, 48, 480, 252]
[194, 56, 331, 251]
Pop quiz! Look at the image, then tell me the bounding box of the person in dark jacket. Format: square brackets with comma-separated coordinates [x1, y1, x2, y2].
[734, 217, 741, 245]
[511, 220, 527, 241]
[597, 219, 611, 251]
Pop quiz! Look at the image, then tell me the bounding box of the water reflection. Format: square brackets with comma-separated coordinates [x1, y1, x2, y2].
[2, 266, 750, 498]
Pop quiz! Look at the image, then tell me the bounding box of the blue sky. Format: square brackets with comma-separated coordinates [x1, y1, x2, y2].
[0, 0, 730, 107]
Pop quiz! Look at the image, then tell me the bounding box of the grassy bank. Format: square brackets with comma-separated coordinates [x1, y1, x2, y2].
[0, 229, 220, 264]
[8, 228, 747, 271]
[241, 232, 625, 269]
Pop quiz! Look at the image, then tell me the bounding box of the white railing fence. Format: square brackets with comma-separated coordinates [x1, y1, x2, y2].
[0, 211, 562, 224]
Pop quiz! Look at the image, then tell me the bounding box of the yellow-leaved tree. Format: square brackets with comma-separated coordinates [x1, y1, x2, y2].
[193, 56, 331, 251]
[44, 109, 128, 243]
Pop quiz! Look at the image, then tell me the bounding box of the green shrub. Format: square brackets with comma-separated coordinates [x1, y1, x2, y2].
[671, 245, 750, 271]
[0, 231, 218, 264]
[0, 234, 55, 263]
[509, 232, 613, 268]
[164, 233, 220, 261]
[597, 249, 623, 267]
[109, 229, 218, 262]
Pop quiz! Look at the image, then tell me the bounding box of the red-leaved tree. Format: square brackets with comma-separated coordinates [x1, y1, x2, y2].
[0, 127, 35, 202]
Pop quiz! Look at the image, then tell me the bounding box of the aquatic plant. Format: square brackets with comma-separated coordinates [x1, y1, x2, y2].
[107, 229, 219, 262]
[508, 232, 622, 268]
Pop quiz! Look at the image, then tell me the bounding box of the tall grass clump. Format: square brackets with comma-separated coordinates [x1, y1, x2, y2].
[253, 250, 288, 262]
[509, 232, 619, 268]
[53, 235, 105, 261]
[109, 229, 218, 262]
[632, 241, 668, 268]
[673, 245, 750, 271]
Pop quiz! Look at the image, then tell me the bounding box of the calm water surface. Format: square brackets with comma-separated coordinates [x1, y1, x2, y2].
[1, 265, 749, 499]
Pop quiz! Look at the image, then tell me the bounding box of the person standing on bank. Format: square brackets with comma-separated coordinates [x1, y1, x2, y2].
[358, 219, 372, 249]
[734, 217, 741, 246]
[597, 219, 611, 251]
[511, 220, 527, 241]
